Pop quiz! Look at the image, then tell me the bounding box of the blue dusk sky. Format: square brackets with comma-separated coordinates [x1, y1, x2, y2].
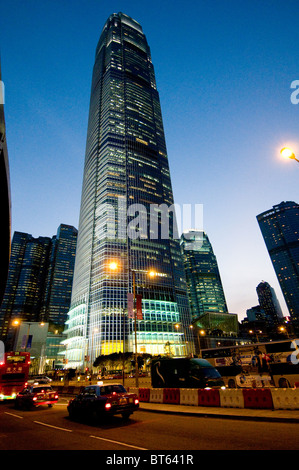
[0, 0, 298, 320]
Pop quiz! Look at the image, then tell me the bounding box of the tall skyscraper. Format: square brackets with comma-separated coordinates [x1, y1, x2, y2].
[41, 224, 78, 325]
[0, 224, 77, 347]
[257, 201, 299, 326]
[64, 13, 193, 368]
[0, 61, 11, 306]
[180, 230, 228, 320]
[256, 281, 283, 324]
[0, 232, 52, 344]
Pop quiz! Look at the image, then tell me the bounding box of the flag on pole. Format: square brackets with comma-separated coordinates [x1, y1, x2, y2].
[127, 292, 134, 318]
[136, 294, 143, 320]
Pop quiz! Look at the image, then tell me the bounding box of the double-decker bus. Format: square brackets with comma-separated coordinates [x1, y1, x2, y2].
[201, 339, 299, 388]
[0, 352, 31, 400]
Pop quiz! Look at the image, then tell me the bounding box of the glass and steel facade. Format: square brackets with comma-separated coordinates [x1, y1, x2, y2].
[41, 224, 78, 326]
[257, 201, 299, 326]
[64, 13, 193, 368]
[180, 230, 228, 319]
[0, 225, 77, 348]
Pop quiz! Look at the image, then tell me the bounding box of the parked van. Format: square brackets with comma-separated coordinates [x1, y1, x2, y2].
[151, 357, 225, 389]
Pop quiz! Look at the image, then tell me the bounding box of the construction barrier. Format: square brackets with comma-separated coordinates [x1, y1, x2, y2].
[150, 388, 164, 403]
[67, 385, 76, 394]
[180, 388, 199, 406]
[198, 389, 220, 407]
[242, 388, 273, 409]
[271, 388, 299, 410]
[220, 389, 244, 408]
[138, 388, 151, 402]
[163, 388, 180, 404]
[54, 385, 299, 410]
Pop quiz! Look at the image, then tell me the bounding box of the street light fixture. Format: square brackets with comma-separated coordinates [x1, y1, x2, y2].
[280, 147, 299, 163]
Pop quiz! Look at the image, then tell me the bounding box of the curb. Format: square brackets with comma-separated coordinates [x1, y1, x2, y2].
[140, 403, 299, 423]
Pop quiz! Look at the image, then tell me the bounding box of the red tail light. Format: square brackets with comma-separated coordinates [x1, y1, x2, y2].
[105, 402, 112, 410]
[54, 394, 59, 399]
[33, 396, 37, 401]
[134, 398, 139, 405]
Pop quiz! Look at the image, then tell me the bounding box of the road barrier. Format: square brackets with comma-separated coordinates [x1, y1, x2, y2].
[242, 388, 273, 409]
[53, 384, 299, 410]
[150, 388, 164, 403]
[198, 389, 220, 407]
[180, 388, 199, 406]
[271, 388, 299, 410]
[220, 389, 244, 408]
[163, 388, 180, 404]
[138, 388, 151, 402]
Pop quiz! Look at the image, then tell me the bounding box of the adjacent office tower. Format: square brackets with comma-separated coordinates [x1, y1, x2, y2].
[256, 281, 283, 324]
[0, 62, 11, 306]
[0, 224, 77, 346]
[180, 230, 228, 320]
[257, 201, 299, 326]
[64, 13, 192, 368]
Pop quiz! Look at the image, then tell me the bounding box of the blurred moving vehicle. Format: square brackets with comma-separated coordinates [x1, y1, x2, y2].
[27, 375, 52, 384]
[67, 383, 139, 421]
[14, 385, 59, 409]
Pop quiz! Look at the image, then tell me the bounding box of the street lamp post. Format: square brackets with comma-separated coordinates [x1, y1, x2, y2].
[131, 269, 139, 388]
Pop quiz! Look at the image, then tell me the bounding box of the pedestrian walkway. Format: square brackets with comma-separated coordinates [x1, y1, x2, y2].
[139, 401, 299, 423]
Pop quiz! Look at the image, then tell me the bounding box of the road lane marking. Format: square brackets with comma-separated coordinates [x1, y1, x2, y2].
[89, 435, 148, 450]
[34, 421, 73, 432]
[4, 412, 23, 419]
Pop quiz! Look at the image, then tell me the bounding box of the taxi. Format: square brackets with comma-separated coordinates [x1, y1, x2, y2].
[67, 383, 139, 421]
[14, 384, 59, 409]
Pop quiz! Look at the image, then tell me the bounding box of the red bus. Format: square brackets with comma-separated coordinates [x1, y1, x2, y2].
[0, 352, 31, 400]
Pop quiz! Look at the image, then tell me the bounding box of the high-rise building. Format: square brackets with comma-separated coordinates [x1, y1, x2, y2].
[180, 230, 228, 320]
[64, 13, 193, 368]
[256, 281, 283, 324]
[0, 61, 11, 306]
[42, 224, 78, 326]
[257, 201, 299, 326]
[0, 224, 77, 347]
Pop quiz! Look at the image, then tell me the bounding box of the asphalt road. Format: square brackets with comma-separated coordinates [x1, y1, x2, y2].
[0, 398, 298, 451]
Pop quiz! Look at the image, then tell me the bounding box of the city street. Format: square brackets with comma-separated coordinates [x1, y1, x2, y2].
[0, 398, 298, 451]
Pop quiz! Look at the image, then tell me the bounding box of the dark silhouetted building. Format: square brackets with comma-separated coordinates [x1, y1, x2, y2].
[256, 281, 283, 324]
[0, 62, 11, 306]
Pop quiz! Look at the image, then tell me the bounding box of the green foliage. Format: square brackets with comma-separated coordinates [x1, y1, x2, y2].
[93, 352, 152, 371]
